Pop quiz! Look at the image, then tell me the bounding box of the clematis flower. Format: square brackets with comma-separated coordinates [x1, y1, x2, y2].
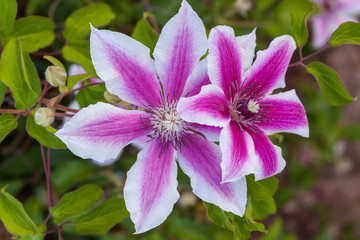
[311, 0, 360, 48]
[177, 26, 309, 183]
[56, 0, 247, 234]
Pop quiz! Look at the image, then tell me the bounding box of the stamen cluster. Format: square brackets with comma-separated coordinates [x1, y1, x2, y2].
[146, 101, 192, 149]
[228, 82, 272, 132]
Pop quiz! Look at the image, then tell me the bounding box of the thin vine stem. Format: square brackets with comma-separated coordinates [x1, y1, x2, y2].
[55, 112, 75, 118]
[42, 222, 71, 234]
[48, 0, 62, 21]
[31, 50, 63, 56]
[0, 109, 24, 114]
[37, 82, 52, 108]
[289, 44, 331, 68]
[62, 82, 102, 96]
[47, 147, 53, 208]
[40, 144, 54, 208]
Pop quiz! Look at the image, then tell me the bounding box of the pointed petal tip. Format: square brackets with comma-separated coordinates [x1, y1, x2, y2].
[181, 0, 191, 9]
[282, 34, 296, 49]
[89, 23, 96, 31]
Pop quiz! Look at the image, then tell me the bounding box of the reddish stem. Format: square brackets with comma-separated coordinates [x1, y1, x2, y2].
[55, 112, 74, 118]
[54, 104, 79, 113]
[0, 109, 24, 114]
[40, 144, 54, 208]
[37, 82, 52, 108]
[62, 82, 102, 96]
[289, 44, 331, 68]
[43, 222, 71, 234]
[47, 148, 53, 208]
[31, 50, 63, 56]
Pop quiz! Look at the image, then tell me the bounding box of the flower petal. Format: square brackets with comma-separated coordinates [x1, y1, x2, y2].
[311, 15, 331, 49]
[256, 90, 309, 137]
[236, 28, 256, 73]
[338, 0, 360, 15]
[177, 134, 247, 216]
[208, 26, 243, 99]
[124, 140, 179, 234]
[243, 35, 296, 97]
[90, 27, 161, 107]
[220, 121, 257, 183]
[153, 0, 207, 100]
[177, 84, 231, 127]
[191, 123, 222, 142]
[182, 59, 211, 98]
[56, 102, 149, 162]
[246, 129, 286, 180]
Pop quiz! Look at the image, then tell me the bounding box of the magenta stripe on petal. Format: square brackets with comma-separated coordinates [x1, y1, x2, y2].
[90, 27, 161, 107]
[153, 0, 207, 100]
[256, 90, 309, 137]
[208, 26, 242, 99]
[246, 128, 286, 180]
[124, 140, 179, 234]
[178, 84, 231, 127]
[220, 121, 256, 183]
[56, 102, 150, 162]
[177, 134, 247, 215]
[243, 35, 296, 98]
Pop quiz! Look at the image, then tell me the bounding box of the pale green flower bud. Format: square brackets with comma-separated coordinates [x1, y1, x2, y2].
[45, 66, 67, 87]
[104, 90, 121, 104]
[35, 107, 55, 127]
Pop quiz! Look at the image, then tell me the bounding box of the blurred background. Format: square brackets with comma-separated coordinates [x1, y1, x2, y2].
[0, 0, 360, 239]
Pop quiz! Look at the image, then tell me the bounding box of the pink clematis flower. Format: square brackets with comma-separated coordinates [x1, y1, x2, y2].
[177, 26, 309, 183]
[311, 0, 360, 48]
[56, 1, 247, 234]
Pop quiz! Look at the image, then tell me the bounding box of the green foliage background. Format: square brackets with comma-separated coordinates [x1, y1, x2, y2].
[0, 0, 360, 239]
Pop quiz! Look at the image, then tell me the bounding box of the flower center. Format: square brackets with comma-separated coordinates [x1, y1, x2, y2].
[148, 102, 189, 148]
[230, 98, 260, 124]
[323, 0, 336, 11]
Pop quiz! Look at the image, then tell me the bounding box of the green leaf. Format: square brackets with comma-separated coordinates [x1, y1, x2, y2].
[307, 62, 354, 106]
[63, 3, 115, 43]
[236, 215, 265, 233]
[0, 113, 18, 143]
[43, 56, 65, 70]
[246, 175, 278, 220]
[0, 39, 41, 110]
[289, 6, 312, 47]
[67, 74, 92, 90]
[72, 198, 129, 235]
[50, 184, 103, 224]
[329, 21, 360, 46]
[76, 83, 106, 108]
[6, 16, 55, 53]
[204, 202, 228, 228]
[249, 198, 277, 221]
[63, 43, 98, 77]
[131, 14, 159, 54]
[246, 175, 278, 201]
[26, 115, 66, 149]
[18, 235, 44, 240]
[0, 190, 41, 236]
[0, 0, 17, 36]
[24, 197, 44, 224]
[0, 81, 7, 106]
